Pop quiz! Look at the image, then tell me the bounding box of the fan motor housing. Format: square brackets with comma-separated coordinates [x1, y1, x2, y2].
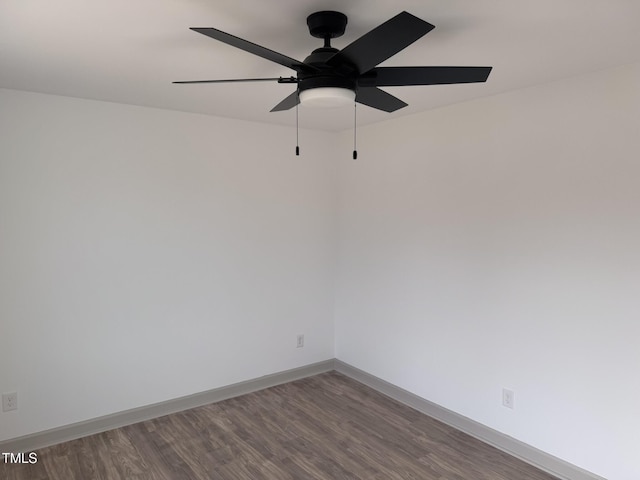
[303, 47, 339, 67]
[298, 75, 356, 95]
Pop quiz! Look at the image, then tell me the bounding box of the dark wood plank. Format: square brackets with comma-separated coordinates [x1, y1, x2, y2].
[0, 372, 559, 480]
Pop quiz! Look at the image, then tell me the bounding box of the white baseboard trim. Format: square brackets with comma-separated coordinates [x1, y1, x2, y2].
[0, 359, 335, 454]
[334, 359, 605, 480]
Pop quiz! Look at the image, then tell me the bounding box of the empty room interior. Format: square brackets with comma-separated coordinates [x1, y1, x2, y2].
[1, 1, 639, 479]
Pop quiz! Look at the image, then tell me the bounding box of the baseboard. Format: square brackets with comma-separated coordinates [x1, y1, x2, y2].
[0, 359, 335, 454]
[334, 359, 605, 480]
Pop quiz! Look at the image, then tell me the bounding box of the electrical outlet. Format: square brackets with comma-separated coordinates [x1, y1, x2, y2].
[2, 392, 18, 412]
[502, 388, 514, 409]
[296, 334, 304, 348]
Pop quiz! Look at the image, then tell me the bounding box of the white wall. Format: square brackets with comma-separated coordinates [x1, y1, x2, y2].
[334, 63, 640, 480]
[0, 89, 337, 441]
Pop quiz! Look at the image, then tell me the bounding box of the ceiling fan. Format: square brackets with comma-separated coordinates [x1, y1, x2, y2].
[174, 11, 492, 114]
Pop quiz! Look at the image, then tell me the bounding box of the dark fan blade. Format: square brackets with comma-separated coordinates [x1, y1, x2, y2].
[360, 66, 493, 86]
[327, 12, 434, 74]
[173, 77, 282, 84]
[190, 27, 316, 73]
[356, 87, 407, 112]
[270, 91, 299, 112]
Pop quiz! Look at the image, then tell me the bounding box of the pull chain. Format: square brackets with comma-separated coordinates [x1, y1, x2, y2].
[353, 102, 358, 160]
[295, 98, 300, 156]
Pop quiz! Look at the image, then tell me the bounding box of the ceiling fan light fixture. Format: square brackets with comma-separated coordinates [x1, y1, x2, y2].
[178, 11, 492, 117]
[299, 87, 356, 108]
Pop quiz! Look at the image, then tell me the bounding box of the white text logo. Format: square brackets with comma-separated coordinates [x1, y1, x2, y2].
[1, 452, 38, 464]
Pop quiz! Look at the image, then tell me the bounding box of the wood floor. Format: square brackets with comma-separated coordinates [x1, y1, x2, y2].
[1, 372, 558, 479]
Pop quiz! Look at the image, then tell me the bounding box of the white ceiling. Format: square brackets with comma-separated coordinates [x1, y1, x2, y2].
[2, 0, 640, 131]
